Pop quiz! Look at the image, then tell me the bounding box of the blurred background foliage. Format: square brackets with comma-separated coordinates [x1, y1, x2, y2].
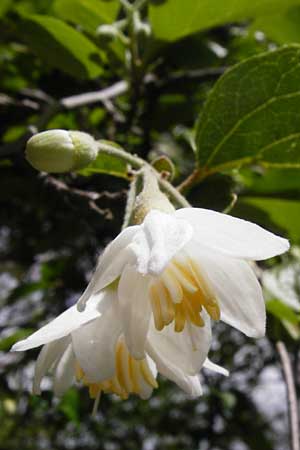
[0, 0, 300, 449]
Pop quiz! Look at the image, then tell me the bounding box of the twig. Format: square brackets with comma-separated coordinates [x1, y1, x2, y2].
[42, 174, 125, 219]
[276, 341, 300, 450]
[61, 81, 128, 109]
[0, 81, 129, 158]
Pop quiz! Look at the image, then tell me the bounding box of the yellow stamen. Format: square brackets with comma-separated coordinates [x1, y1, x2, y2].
[174, 302, 186, 332]
[128, 357, 140, 393]
[150, 285, 164, 331]
[76, 338, 158, 403]
[140, 360, 158, 389]
[150, 255, 220, 332]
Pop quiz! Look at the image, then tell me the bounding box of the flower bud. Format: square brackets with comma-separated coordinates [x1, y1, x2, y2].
[26, 130, 98, 173]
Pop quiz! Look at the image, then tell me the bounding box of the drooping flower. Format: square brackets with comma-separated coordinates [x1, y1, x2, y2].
[12, 288, 225, 410]
[77, 206, 289, 360]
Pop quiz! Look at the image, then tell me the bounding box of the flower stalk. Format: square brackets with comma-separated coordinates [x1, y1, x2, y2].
[96, 140, 191, 209]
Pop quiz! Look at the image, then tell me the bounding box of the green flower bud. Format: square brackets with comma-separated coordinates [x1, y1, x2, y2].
[25, 130, 98, 173]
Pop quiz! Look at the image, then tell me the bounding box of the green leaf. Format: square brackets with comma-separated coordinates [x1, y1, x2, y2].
[78, 142, 128, 178]
[267, 299, 300, 332]
[234, 197, 300, 243]
[263, 261, 300, 311]
[151, 156, 175, 180]
[0, 329, 34, 351]
[253, 6, 300, 45]
[20, 15, 104, 79]
[268, 299, 300, 339]
[237, 167, 300, 196]
[195, 45, 300, 175]
[0, 0, 11, 17]
[53, 0, 120, 35]
[59, 389, 81, 424]
[149, 0, 300, 42]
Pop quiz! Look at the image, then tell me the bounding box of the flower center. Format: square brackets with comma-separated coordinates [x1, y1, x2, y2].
[75, 337, 158, 402]
[150, 256, 220, 332]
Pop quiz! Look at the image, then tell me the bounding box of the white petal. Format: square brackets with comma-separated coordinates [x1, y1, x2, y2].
[146, 337, 203, 397]
[146, 317, 211, 376]
[53, 343, 75, 396]
[188, 244, 266, 338]
[130, 210, 193, 276]
[175, 208, 289, 260]
[138, 356, 158, 400]
[118, 265, 152, 359]
[12, 292, 104, 352]
[72, 292, 122, 383]
[33, 337, 70, 395]
[77, 226, 139, 311]
[203, 358, 229, 376]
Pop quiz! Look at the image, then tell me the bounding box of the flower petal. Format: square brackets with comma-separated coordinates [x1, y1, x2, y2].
[118, 265, 152, 359]
[11, 293, 104, 352]
[175, 208, 289, 260]
[203, 358, 229, 376]
[146, 335, 203, 397]
[72, 292, 122, 383]
[77, 226, 139, 311]
[146, 318, 211, 376]
[130, 209, 193, 276]
[53, 343, 75, 396]
[188, 244, 266, 337]
[33, 337, 70, 395]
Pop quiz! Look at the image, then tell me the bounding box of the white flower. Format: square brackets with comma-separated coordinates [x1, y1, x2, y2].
[77, 207, 289, 360]
[12, 288, 225, 407]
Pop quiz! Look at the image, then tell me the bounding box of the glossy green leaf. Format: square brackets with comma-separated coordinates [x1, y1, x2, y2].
[149, 0, 300, 42]
[253, 6, 300, 45]
[78, 143, 128, 178]
[196, 46, 300, 174]
[20, 15, 104, 79]
[53, 0, 120, 35]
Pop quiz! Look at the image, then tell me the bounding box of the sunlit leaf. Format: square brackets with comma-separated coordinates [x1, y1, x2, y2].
[78, 142, 128, 178]
[149, 0, 300, 42]
[196, 46, 300, 175]
[53, 0, 120, 35]
[20, 15, 104, 79]
[253, 6, 300, 45]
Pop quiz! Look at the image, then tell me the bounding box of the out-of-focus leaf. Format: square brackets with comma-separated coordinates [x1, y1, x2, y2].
[196, 46, 300, 175]
[0, 0, 11, 17]
[151, 155, 175, 180]
[78, 142, 128, 178]
[237, 167, 300, 196]
[0, 329, 34, 351]
[253, 6, 300, 45]
[234, 197, 300, 243]
[59, 389, 81, 424]
[53, 0, 120, 35]
[20, 15, 104, 79]
[263, 261, 300, 311]
[267, 299, 300, 339]
[149, 0, 300, 42]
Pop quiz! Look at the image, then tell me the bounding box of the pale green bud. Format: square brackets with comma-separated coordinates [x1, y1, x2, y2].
[26, 130, 98, 173]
